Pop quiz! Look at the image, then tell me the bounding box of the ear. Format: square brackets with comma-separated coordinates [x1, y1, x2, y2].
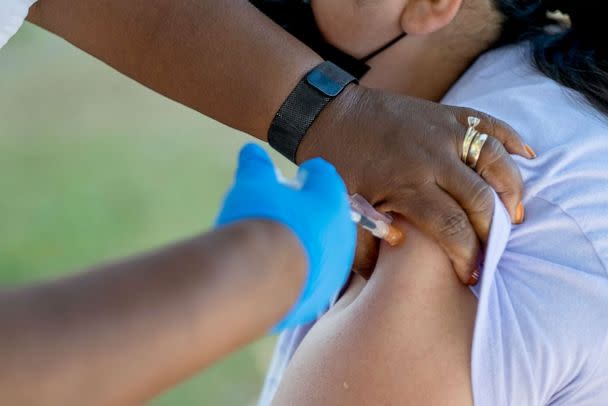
[400, 0, 464, 35]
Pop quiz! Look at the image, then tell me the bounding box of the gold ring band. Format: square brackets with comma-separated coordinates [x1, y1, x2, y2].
[467, 133, 488, 169]
[462, 117, 481, 162]
[462, 127, 479, 162]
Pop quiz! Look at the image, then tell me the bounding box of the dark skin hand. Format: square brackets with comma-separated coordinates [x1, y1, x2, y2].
[26, 0, 532, 284]
[301, 86, 530, 281]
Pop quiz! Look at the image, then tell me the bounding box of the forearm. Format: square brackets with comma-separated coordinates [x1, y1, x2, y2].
[26, 0, 323, 139]
[0, 220, 306, 405]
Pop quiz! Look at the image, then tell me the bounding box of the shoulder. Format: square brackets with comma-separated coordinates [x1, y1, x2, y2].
[551, 337, 608, 405]
[272, 222, 477, 406]
[472, 194, 608, 405]
[451, 47, 608, 402]
[444, 43, 608, 270]
[0, 0, 37, 49]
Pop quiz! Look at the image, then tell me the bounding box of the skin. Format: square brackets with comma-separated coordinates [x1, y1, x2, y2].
[313, 0, 502, 100]
[0, 1, 522, 402]
[25, 0, 533, 283]
[271, 0, 506, 403]
[0, 220, 306, 405]
[310, 0, 515, 278]
[272, 220, 476, 405]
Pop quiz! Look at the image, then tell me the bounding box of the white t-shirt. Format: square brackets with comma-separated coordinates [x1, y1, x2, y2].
[260, 44, 608, 405]
[0, 0, 37, 49]
[446, 44, 608, 405]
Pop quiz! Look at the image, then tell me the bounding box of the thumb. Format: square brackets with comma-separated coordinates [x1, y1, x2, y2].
[299, 158, 348, 199]
[235, 143, 277, 183]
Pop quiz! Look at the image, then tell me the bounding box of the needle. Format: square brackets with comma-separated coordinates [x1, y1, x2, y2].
[276, 169, 404, 246]
[349, 194, 404, 246]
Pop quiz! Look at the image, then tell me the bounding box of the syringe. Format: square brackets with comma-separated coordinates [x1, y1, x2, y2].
[349, 194, 404, 246]
[276, 169, 404, 246]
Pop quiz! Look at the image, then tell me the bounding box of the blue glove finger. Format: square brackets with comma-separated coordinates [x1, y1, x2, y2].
[270, 157, 355, 332]
[235, 143, 277, 184]
[299, 158, 348, 203]
[217, 148, 356, 333]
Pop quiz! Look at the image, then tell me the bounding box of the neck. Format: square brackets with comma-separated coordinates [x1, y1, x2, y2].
[360, 37, 478, 102]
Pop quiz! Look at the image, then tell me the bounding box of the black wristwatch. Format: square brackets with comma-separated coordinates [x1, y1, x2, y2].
[268, 61, 357, 163]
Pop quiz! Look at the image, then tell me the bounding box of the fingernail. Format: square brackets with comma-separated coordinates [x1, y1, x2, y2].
[467, 268, 481, 286]
[385, 225, 405, 246]
[516, 202, 525, 224]
[524, 144, 537, 159]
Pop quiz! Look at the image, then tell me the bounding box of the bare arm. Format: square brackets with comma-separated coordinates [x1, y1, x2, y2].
[26, 0, 322, 139]
[272, 219, 476, 405]
[0, 220, 306, 405]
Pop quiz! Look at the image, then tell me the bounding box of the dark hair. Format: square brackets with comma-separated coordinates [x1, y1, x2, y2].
[495, 1, 608, 115]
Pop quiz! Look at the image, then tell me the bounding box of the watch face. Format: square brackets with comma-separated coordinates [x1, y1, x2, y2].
[306, 62, 355, 97]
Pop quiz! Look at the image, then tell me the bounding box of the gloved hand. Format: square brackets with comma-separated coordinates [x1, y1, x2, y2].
[216, 144, 356, 332]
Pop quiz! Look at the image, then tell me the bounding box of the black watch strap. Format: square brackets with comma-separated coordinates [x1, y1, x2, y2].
[268, 61, 357, 163]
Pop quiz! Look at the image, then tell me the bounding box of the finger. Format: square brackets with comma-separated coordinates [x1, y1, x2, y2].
[300, 158, 348, 199]
[235, 143, 277, 182]
[474, 135, 525, 224]
[382, 186, 482, 285]
[451, 112, 525, 223]
[458, 108, 535, 159]
[352, 225, 380, 280]
[435, 161, 495, 244]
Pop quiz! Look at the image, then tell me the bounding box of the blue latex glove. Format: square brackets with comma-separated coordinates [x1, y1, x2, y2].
[216, 144, 356, 332]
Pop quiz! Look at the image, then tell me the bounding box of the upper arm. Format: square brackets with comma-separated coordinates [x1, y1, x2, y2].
[271, 220, 477, 405]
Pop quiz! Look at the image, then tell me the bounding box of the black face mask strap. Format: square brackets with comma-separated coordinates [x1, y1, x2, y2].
[360, 32, 407, 63]
[249, 0, 406, 78]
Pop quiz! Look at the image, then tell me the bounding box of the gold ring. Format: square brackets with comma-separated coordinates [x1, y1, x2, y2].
[467, 133, 488, 169]
[462, 127, 479, 163]
[462, 117, 481, 162]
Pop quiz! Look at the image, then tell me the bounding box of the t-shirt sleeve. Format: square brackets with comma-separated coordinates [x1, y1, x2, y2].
[548, 341, 608, 406]
[471, 195, 608, 405]
[0, 0, 37, 49]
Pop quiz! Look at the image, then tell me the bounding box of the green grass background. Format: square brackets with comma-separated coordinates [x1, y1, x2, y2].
[0, 23, 294, 405]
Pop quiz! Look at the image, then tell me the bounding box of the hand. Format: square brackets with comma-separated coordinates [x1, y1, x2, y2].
[216, 144, 356, 331]
[298, 85, 533, 284]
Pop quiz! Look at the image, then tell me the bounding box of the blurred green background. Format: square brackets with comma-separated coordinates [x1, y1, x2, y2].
[0, 23, 293, 405]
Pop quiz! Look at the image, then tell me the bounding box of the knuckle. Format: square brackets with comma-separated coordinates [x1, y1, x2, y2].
[462, 107, 480, 119]
[437, 210, 471, 239]
[493, 117, 517, 137]
[474, 111, 501, 136]
[482, 111, 498, 126]
[447, 106, 468, 124]
[469, 183, 495, 213]
[487, 137, 506, 159]
[478, 137, 507, 173]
